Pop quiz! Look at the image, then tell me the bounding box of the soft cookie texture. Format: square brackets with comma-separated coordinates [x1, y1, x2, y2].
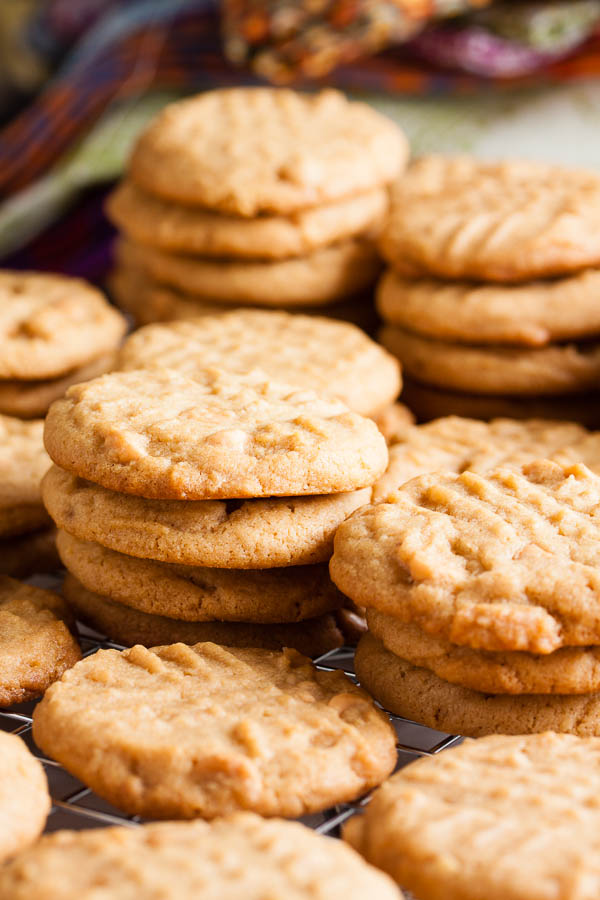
[0, 415, 50, 537]
[344, 731, 600, 900]
[33, 642, 397, 819]
[44, 368, 388, 500]
[0, 732, 50, 863]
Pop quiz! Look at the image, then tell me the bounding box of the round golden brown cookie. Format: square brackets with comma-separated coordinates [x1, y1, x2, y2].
[377, 267, 600, 347]
[0, 576, 80, 705]
[372, 403, 415, 445]
[0, 415, 50, 538]
[0, 813, 402, 900]
[379, 155, 600, 282]
[118, 237, 382, 307]
[118, 310, 400, 416]
[344, 729, 600, 900]
[331, 460, 600, 654]
[44, 466, 370, 568]
[0, 528, 59, 578]
[369, 609, 600, 694]
[44, 368, 388, 500]
[380, 325, 600, 396]
[33, 641, 397, 819]
[355, 633, 600, 737]
[0, 270, 126, 380]
[57, 531, 344, 623]
[63, 574, 346, 656]
[107, 179, 388, 258]
[0, 732, 50, 863]
[129, 87, 408, 215]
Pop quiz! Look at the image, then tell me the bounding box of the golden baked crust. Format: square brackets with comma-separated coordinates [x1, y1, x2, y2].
[0, 415, 50, 538]
[0, 732, 50, 863]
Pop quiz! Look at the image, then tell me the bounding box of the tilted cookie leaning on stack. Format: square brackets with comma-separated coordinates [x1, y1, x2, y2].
[377, 156, 600, 425]
[107, 87, 408, 323]
[42, 365, 388, 653]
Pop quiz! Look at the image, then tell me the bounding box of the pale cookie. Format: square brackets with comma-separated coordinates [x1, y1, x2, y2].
[0, 270, 126, 379]
[330, 460, 600, 654]
[63, 574, 347, 656]
[369, 609, 600, 694]
[44, 368, 388, 500]
[0, 813, 402, 900]
[108, 265, 228, 324]
[0, 576, 80, 705]
[57, 531, 344, 623]
[0, 415, 50, 538]
[379, 156, 600, 282]
[344, 730, 600, 900]
[372, 403, 415, 444]
[380, 325, 600, 396]
[118, 237, 382, 307]
[0, 528, 59, 578]
[377, 267, 600, 347]
[0, 353, 117, 419]
[118, 310, 401, 416]
[43, 466, 370, 568]
[107, 179, 388, 258]
[33, 641, 397, 818]
[0, 732, 50, 864]
[129, 87, 407, 215]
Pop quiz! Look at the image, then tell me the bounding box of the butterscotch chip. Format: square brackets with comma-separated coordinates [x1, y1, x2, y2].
[118, 310, 401, 416]
[377, 267, 600, 347]
[0, 733, 50, 863]
[44, 466, 370, 568]
[331, 460, 600, 654]
[57, 531, 344, 623]
[372, 403, 415, 445]
[33, 641, 397, 819]
[107, 180, 388, 258]
[0, 415, 50, 538]
[0, 270, 126, 379]
[119, 237, 382, 307]
[129, 88, 407, 215]
[344, 729, 600, 898]
[380, 325, 600, 396]
[44, 368, 388, 500]
[379, 156, 600, 281]
[0, 528, 59, 578]
[0, 813, 402, 900]
[63, 574, 346, 656]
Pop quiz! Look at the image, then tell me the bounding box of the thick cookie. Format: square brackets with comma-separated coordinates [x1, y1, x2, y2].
[331, 460, 600, 654]
[129, 88, 407, 214]
[118, 310, 400, 416]
[44, 368, 388, 499]
[33, 642, 397, 818]
[379, 156, 600, 282]
[108, 266, 228, 324]
[0, 415, 50, 538]
[0, 733, 50, 864]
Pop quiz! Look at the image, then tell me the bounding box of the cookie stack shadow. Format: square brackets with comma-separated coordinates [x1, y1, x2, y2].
[377, 156, 600, 427]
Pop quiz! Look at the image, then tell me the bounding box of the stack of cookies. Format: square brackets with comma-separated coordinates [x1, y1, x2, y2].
[42, 366, 388, 655]
[107, 87, 408, 324]
[332, 458, 600, 738]
[377, 156, 600, 426]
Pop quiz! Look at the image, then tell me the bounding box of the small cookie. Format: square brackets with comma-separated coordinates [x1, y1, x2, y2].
[63, 574, 346, 656]
[331, 460, 600, 654]
[372, 403, 415, 444]
[0, 528, 59, 578]
[0, 415, 50, 538]
[44, 368, 388, 500]
[129, 87, 407, 215]
[0, 813, 402, 900]
[107, 180, 388, 258]
[0, 733, 50, 863]
[118, 237, 382, 307]
[57, 531, 344, 623]
[379, 156, 600, 282]
[0, 576, 80, 705]
[0, 270, 126, 380]
[344, 730, 600, 899]
[369, 609, 600, 694]
[33, 641, 397, 818]
[377, 267, 600, 347]
[380, 325, 600, 396]
[43, 466, 370, 568]
[118, 310, 400, 416]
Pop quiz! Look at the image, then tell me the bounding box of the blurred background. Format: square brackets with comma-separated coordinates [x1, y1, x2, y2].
[1, 0, 599, 285]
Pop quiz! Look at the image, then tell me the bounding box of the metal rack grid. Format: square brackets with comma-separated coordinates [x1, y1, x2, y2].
[0, 626, 462, 839]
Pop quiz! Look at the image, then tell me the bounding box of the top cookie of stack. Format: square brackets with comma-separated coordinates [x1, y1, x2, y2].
[377, 156, 600, 425]
[107, 87, 408, 323]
